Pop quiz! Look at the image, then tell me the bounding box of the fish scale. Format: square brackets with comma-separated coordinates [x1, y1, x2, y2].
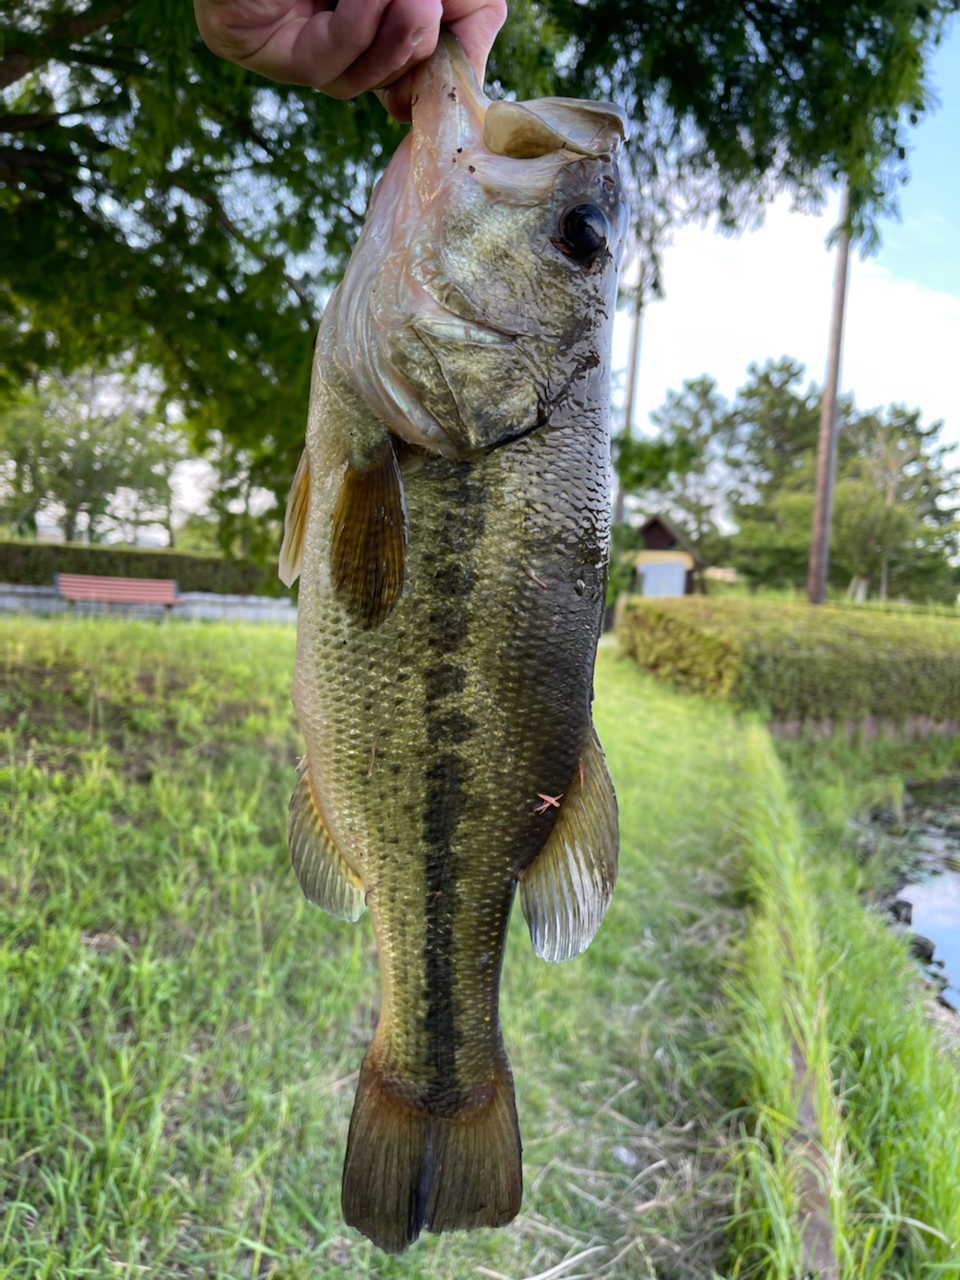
[280, 34, 626, 1254]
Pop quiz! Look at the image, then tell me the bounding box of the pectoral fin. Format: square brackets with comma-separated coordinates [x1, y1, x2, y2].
[331, 439, 406, 629]
[288, 757, 365, 921]
[519, 725, 618, 962]
[279, 448, 310, 588]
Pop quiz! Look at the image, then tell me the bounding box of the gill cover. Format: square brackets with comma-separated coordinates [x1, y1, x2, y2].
[333, 36, 629, 460]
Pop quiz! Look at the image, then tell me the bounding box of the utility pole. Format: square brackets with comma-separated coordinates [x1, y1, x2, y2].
[613, 260, 645, 526]
[807, 180, 852, 604]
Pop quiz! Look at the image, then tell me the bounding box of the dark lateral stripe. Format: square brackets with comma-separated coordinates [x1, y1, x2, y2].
[422, 752, 465, 1103]
[418, 467, 485, 1107]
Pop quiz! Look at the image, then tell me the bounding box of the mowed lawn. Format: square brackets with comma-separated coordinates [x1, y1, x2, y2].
[1, 618, 751, 1279]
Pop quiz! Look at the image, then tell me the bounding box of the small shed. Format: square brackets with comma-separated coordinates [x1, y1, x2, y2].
[633, 514, 701, 597]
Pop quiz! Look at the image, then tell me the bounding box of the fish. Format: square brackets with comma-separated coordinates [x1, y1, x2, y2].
[278, 35, 627, 1255]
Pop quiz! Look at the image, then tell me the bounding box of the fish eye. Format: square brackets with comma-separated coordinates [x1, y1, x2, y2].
[553, 203, 610, 263]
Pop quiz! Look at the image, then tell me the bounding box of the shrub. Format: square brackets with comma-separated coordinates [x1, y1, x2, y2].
[0, 539, 287, 597]
[616, 595, 960, 724]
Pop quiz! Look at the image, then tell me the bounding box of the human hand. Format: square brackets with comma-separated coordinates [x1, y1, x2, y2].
[194, 0, 507, 121]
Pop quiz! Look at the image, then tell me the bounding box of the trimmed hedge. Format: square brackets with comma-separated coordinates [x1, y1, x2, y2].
[0, 540, 287, 597]
[616, 595, 960, 724]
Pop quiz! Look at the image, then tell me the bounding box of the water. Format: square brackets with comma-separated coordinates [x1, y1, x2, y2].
[851, 780, 960, 1004]
[898, 872, 960, 999]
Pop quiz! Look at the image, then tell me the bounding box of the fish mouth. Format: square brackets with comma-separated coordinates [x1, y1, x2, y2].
[413, 34, 627, 163]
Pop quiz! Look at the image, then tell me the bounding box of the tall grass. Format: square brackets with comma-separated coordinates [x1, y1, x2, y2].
[727, 730, 960, 1276]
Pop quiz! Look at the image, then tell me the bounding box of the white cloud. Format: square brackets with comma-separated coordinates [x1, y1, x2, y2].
[614, 193, 960, 445]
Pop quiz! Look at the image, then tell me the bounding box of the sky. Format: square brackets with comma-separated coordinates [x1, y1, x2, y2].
[613, 24, 960, 447]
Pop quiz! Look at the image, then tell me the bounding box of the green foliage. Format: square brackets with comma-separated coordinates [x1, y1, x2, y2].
[617, 595, 960, 723]
[1, 0, 404, 448]
[618, 375, 732, 572]
[612, 433, 696, 496]
[609, 433, 698, 606]
[606, 522, 644, 608]
[0, 370, 190, 543]
[173, 511, 224, 555]
[200, 433, 286, 563]
[0, 1, 560, 513]
[554, 0, 959, 254]
[3, 0, 957, 523]
[0, 538, 286, 596]
[724, 357, 824, 504]
[727, 363, 960, 600]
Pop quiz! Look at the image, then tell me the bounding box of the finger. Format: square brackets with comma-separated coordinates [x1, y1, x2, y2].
[367, 1, 502, 122]
[372, 64, 420, 122]
[444, 0, 507, 84]
[229, 0, 394, 88]
[289, 0, 399, 87]
[194, 0, 308, 62]
[322, 0, 441, 98]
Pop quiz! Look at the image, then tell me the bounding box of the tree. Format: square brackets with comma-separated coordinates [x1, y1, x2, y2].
[203, 434, 282, 562]
[612, 433, 696, 498]
[607, 434, 696, 609]
[0, 0, 559, 520]
[0, 367, 193, 544]
[553, 0, 958, 255]
[618, 375, 735, 576]
[0, 394, 52, 535]
[725, 360, 960, 600]
[724, 358, 826, 506]
[3, 0, 957, 539]
[111, 422, 192, 547]
[726, 359, 853, 588]
[840, 406, 960, 598]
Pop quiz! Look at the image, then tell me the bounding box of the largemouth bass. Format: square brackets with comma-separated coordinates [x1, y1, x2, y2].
[279, 35, 627, 1254]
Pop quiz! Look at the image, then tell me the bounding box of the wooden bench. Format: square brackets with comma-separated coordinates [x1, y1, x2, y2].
[54, 573, 179, 611]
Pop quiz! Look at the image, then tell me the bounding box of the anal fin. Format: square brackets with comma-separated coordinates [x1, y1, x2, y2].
[279, 448, 310, 588]
[331, 439, 406, 629]
[288, 756, 365, 921]
[519, 724, 618, 962]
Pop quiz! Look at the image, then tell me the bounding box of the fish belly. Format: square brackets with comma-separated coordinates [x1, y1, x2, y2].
[292, 376, 610, 1250]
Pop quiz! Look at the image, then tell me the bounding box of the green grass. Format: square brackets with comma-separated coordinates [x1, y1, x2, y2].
[9, 618, 960, 1279]
[726, 730, 960, 1278]
[1, 618, 751, 1279]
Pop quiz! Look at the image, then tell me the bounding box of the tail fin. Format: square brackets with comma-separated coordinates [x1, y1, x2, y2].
[341, 1055, 522, 1254]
